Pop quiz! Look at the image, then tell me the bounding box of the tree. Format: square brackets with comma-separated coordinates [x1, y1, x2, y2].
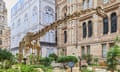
[0, 49, 14, 62]
[0, 49, 15, 69]
[107, 38, 120, 72]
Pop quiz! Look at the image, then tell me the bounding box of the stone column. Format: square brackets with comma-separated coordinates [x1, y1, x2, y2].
[93, 14, 99, 38]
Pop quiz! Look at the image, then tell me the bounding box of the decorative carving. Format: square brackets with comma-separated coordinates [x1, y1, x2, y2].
[96, 6, 107, 18]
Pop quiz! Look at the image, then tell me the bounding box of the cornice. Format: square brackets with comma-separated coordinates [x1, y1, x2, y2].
[103, 2, 120, 12]
[79, 13, 93, 21]
[57, 0, 66, 6]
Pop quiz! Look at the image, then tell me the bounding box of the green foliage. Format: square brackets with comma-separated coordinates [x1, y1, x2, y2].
[28, 54, 40, 64]
[39, 65, 53, 72]
[57, 56, 78, 63]
[29, 54, 33, 64]
[94, 57, 98, 63]
[2, 60, 11, 69]
[0, 49, 15, 69]
[49, 53, 58, 61]
[6, 69, 18, 72]
[20, 64, 34, 72]
[22, 65, 53, 72]
[93, 57, 99, 64]
[82, 54, 92, 65]
[39, 57, 52, 66]
[82, 67, 94, 72]
[115, 36, 120, 42]
[107, 44, 120, 71]
[0, 49, 14, 62]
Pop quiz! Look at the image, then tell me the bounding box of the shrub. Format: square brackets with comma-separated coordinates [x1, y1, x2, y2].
[82, 54, 92, 65]
[57, 56, 78, 63]
[39, 57, 52, 66]
[49, 53, 58, 61]
[107, 45, 120, 72]
[20, 64, 34, 72]
[2, 60, 11, 69]
[0, 49, 14, 62]
[31, 65, 53, 72]
[7, 69, 18, 72]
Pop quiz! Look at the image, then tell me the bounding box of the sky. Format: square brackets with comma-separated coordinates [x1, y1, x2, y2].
[3, 0, 18, 25]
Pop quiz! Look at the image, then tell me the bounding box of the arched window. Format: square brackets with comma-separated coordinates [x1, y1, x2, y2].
[83, 0, 87, 9]
[88, 0, 92, 8]
[32, 7, 38, 24]
[88, 20, 93, 37]
[0, 39, 2, 45]
[24, 13, 28, 25]
[111, 12, 117, 33]
[103, 17, 109, 34]
[61, 6, 67, 17]
[44, 6, 54, 24]
[50, 30, 55, 43]
[83, 22, 87, 38]
[64, 7, 67, 17]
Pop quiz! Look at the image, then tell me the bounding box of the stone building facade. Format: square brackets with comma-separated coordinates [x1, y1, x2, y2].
[0, 0, 10, 50]
[56, 0, 120, 59]
[10, 0, 57, 56]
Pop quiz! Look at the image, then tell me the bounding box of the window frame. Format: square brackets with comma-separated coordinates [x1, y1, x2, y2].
[111, 12, 117, 33]
[88, 20, 93, 37]
[103, 17, 109, 34]
[83, 22, 87, 38]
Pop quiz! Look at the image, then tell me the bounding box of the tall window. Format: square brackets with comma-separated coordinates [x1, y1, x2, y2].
[87, 45, 90, 54]
[83, 0, 87, 9]
[55, 31, 57, 44]
[102, 44, 108, 58]
[83, 22, 87, 38]
[81, 46, 85, 56]
[88, 0, 92, 8]
[64, 31, 67, 43]
[32, 7, 38, 24]
[88, 20, 93, 37]
[0, 39, 2, 45]
[44, 7, 54, 24]
[46, 48, 54, 57]
[103, 17, 109, 34]
[111, 12, 117, 33]
[64, 7, 67, 17]
[103, 0, 109, 4]
[49, 30, 55, 43]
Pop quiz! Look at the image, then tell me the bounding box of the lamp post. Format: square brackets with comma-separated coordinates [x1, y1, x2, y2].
[68, 61, 74, 72]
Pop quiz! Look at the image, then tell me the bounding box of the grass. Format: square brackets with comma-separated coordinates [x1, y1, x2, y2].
[81, 67, 94, 72]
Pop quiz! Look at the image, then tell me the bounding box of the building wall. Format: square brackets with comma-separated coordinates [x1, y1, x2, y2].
[10, 0, 56, 56]
[0, 0, 10, 50]
[56, 0, 120, 58]
[41, 45, 57, 57]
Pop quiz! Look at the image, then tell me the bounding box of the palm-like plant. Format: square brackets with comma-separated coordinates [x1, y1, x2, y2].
[107, 37, 120, 72]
